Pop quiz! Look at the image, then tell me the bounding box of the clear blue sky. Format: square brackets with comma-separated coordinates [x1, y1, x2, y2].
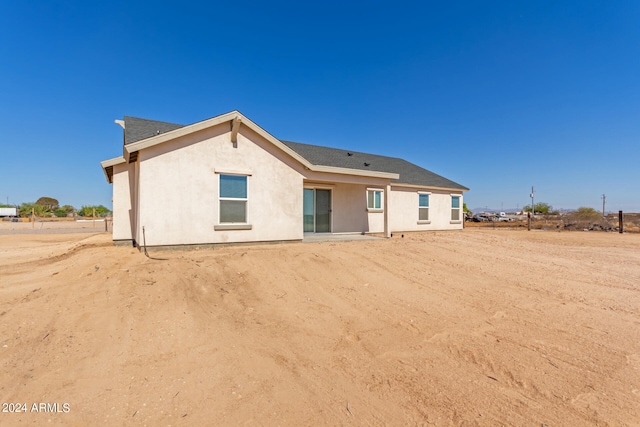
[1, 1, 638, 212]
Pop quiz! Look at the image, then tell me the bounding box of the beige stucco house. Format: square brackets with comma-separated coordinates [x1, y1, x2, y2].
[100, 111, 468, 248]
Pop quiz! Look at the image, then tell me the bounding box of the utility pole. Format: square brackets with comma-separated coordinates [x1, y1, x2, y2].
[530, 186, 535, 216]
[601, 194, 606, 217]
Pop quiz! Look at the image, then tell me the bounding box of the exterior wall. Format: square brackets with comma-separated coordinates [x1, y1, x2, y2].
[112, 162, 137, 244]
[389, 186, 464, 232]
[305, 183, 464, 234]
[302, 182, 388, 234]
[134, 123, 304, 246]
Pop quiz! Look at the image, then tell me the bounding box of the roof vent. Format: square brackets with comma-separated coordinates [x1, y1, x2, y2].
[156, 130, 160, 135]
[347, 152, 352, 156]
[364, 162, 370, 167]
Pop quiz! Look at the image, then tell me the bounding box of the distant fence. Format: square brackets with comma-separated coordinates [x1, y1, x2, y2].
[465, 212, 639, 233]
[0, 216, 112, 233]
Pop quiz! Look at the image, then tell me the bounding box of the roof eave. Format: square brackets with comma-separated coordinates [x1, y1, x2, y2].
[120, 111, 317, 169]
[100, 156, 125, 183]
[312, 165, 399, 180]
[391, 182, 470, 192]
[124, 111, 241, 155]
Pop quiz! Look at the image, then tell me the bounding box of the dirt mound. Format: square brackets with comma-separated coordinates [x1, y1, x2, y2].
[1, 230, 639, 425]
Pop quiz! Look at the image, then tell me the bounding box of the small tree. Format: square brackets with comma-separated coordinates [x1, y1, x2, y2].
[523, 202, 552, 214]
[463, 203, 469, 213]
[35, 197, 59, 211]
[19, 202, 50, 217]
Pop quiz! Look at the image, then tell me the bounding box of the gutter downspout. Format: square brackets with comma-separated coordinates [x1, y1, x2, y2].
[384, 184, 391, 238]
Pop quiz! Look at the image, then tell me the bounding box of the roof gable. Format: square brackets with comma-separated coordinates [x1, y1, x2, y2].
[102, 112, 467, 191]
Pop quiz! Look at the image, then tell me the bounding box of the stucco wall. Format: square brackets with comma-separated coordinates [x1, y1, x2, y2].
[301, 182, 389, 234]
[304, 183, 464, 234]
[112, 162, 136, 243]
[389, 186, 464, 232]
[330, 183, 368, 233]
[135, 123, 304, 246]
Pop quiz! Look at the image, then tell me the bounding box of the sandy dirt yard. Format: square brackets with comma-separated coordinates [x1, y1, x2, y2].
[0, 229, 639, 426]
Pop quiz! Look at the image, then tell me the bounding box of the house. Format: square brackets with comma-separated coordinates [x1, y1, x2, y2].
[100, 111, 468, 248]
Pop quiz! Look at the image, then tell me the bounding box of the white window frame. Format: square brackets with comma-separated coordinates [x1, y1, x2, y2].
[418, 191, 431, 224]
[450, 194, 462, 224]
[367, 188, 383, 212]
[214, 172, 252, 230]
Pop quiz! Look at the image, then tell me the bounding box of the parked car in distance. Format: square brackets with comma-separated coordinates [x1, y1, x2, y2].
[471, 214, 490, 222]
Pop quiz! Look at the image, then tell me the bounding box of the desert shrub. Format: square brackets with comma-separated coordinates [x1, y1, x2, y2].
[563, 207, 614, 231]
[574, 207, 601, 220]
[77, 205, 111, 217]
[19, 202, 50, 217]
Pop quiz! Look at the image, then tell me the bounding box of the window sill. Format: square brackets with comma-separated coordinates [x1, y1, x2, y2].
[417, 220, 431, 224]
[367, 208, 384, 213]
[214, 224, 253, 230]
[450, 220, 462, 224]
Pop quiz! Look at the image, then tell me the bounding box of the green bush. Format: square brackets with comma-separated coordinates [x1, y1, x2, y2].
[77, 205, 111, 217]
[574, 207, 601, 220]
[19, 203, 50, 217]
[523, 202, 552, 214]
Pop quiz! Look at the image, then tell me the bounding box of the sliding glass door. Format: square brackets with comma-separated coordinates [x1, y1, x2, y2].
[303, 188, 331, 232]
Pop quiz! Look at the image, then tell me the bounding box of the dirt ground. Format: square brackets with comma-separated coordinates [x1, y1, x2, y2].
[1, 228, 639, 426]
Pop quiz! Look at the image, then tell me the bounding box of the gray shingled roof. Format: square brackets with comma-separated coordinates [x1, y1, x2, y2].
[121, 116, 467, 190]
[282, 141, 468, 190]
[124, 116, 184, 145]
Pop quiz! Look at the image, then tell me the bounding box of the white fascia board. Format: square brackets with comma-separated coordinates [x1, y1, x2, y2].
[238, 117, 400, 179]
[122, 111, 241, 163]
[124, 111, 241, 153]
[120, 110, 402, 181]
[122, 110, 319, 173]
[391, 183, 469, 192]
[235, 114, 317, 168]
[312, 165, 399, 180]
[99, 156, 125, 183]
[100, 156, 126, 168]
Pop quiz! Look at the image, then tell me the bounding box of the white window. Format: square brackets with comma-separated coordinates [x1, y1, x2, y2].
[219, 174, 247, 223]
[367, 189, 382, 210]
[419, 193, 429, 221]
[451, 195, 461, 221]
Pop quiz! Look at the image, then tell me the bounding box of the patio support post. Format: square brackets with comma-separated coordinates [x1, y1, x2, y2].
[384, 184, 391, 238]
